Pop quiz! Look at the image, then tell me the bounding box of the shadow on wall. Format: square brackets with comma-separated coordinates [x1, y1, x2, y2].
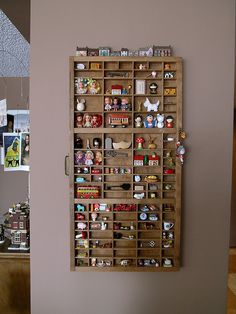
[230, 111, 236, 247]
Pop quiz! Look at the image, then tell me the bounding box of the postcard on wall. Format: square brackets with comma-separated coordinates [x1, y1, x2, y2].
[3, 133, 21, 171]
[0, 99, 7, 128]
[0, 114, 14, 146]
[20, 132, 30, 171]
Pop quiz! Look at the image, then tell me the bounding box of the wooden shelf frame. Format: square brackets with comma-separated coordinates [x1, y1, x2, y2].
[70, 56, 183, 271]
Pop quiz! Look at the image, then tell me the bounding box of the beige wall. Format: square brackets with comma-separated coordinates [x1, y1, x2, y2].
[30, 1, 235, 313]
[0, 78, 29, 217]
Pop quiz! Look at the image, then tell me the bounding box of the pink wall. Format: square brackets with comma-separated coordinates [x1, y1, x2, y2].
[30, 1, 235, 313]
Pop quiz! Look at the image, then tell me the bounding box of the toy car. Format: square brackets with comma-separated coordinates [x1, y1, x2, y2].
[120, 259, 131, 266]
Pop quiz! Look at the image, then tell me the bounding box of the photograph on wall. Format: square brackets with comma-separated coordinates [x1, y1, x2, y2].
[11, 110, 29, 133]
[21, 132, 30, 171]
[0, 114, 14, 146]
[3, 133, 21, 171]
[0, 99, 7, 128]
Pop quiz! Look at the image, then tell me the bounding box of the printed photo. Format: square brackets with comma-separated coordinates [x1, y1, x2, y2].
[21, 132, 30, 171]
[3, 133, 21, 171]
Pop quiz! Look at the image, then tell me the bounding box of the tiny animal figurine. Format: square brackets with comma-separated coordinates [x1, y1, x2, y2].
[148, 136, 157, 149]
[83, 114, 92, 128]
[75, 113, 83, 128]
[143, 97, 160, 112]
[166, 115, 174, 128]
[104, 97, 112, 111]
[156, 114, 165, 128]
[135, 115, 142, 128]
[144, 114, 156, 128]
[149, 82, 158, 94]
[76, 98, 86, 111]
[84, 150, 94, 166]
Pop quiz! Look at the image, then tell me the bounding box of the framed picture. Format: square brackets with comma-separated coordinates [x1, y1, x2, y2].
[135, 80, 146, 95]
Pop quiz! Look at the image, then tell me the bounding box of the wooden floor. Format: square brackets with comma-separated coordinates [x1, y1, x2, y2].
[228, 248, 236, 314]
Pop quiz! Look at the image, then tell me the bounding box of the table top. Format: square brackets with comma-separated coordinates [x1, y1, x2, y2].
[0, 239, 30, 259]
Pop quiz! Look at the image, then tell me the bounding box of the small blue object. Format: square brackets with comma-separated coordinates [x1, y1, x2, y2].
[77, 204, 85, 212]
[76, 177, 86, 183]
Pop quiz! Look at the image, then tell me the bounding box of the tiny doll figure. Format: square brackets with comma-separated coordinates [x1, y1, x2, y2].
[88, 80, 100, 94]
[95, 151, 102, 165]
[91, 115, 102, 128]
[75, 151, 85, 165]
[166, 115, 174, 128]
[112, 97, 120, 111]
[76, 80, 87, 94]
[143, 114, 156, 128]
[104, 97, 112, 111]
[75, 113, 83, 128]
[84, 150, 94, 166]
[83, 114, 92, 128]
[135, 115, 142, 128]
[120, 97, 130, 111]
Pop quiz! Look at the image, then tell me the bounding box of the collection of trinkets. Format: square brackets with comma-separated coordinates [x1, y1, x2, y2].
[76, 45, 173, 57]
[72, 55, 186, 269]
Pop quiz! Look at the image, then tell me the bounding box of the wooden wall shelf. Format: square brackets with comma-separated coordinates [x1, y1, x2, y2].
[70, 56, 182, 271]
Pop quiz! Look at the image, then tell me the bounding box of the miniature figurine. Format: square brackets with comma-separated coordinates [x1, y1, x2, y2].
[91, 213, 98, 221]
[166, 115, 174, 128]
[75, 151, 85, 165]
[104, 97, 112, 111]
[93, 138, 101, 148]
[76, 79, 87, 94]
[84, 150, 94, 166]
[163, 258, 173, 267]
[144, 114, 156, 128]
[101, 222, 107, 230]
[112, 97, 120, 111]
[91, 258, 97, 267]
[156, 114, 165, 128]
[120, 97, 130, 111]
[75, 136, 83, 149]
[91, 114, 102, 128]
[76, 98, 86, 111]
[121, 88, 128, 95]
[148, 136, 157, 149]
[149, 82, 158, 94]
[128, 84, 132, 94]
[95, 151, 102, 165]
[88, 79, 100, 94]
[135, 115, 142, 128]
[136, 137, 145, 150]
[86, 139, 91, 149]
[83, 114, 92, 128]
[134, 175, 141, 182]
[75, 113, 83, 128]
[176, 141, 186, 164]
[143, 97, 160, 112]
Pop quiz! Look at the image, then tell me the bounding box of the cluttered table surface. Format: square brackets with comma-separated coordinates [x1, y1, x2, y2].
[0, 239, 30, 259]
